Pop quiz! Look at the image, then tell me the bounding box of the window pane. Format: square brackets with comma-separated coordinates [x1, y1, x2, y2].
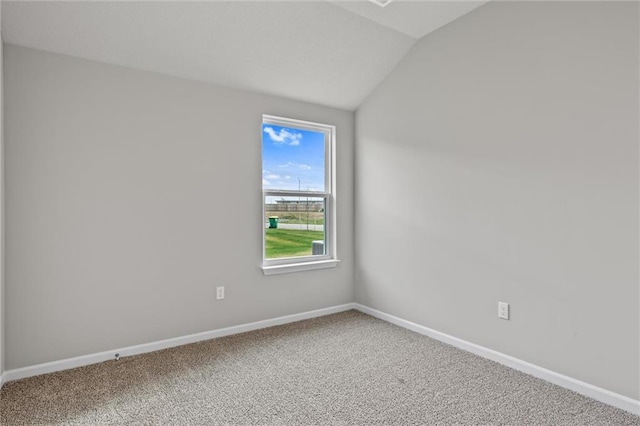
[262, 124, 325, 192]
[265, 195, 326, 259]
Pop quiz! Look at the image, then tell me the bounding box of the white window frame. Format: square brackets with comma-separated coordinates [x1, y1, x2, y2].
[261, 115, 338, 275]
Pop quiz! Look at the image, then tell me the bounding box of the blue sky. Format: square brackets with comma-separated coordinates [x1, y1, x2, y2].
[262, 123, 325, 192]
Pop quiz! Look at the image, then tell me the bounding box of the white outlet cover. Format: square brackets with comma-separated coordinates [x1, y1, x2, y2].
[498, 302, 509, 320]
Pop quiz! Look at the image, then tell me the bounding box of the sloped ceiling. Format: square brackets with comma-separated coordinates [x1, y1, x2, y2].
[1, 1, 487, 110]
[331, 0, 487, 39]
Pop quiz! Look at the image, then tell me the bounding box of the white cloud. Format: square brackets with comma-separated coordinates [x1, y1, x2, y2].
[265, 173, 280, 180]
[262, 179, 270, 186]
[264, 127, 302, 146]
[278, 162, 312, 170]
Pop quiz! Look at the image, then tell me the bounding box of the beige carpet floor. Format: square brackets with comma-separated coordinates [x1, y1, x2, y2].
[0, 310, 638, 425]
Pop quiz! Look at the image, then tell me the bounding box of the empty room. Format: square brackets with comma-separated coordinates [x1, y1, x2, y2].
[0, 0, 638, 424]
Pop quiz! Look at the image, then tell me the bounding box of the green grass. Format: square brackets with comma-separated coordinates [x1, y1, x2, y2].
[276, 217, 325, 225]
[265, 228, 324, 259]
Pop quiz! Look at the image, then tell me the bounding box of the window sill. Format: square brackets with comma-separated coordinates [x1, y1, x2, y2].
[262, 259, 340, 276]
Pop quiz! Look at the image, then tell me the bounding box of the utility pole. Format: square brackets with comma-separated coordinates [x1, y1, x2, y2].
[306, 193, 310, 231]
[298, 177, 301, 225]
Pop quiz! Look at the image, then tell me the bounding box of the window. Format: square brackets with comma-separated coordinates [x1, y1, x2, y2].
[262, 115, 338, 275]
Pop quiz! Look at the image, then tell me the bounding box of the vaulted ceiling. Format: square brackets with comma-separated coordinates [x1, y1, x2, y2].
[1, 1, 487, 110]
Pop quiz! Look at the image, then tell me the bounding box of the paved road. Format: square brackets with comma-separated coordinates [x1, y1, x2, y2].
[265, 223, 324, 232]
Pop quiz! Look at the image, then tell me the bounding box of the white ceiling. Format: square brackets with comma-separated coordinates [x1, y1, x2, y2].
[1, 1, 487, 110]
[331, 0, 487, 39]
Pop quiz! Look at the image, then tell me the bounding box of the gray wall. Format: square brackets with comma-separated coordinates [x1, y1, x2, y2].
[4, 44, 354, 369]
[355, 2, 639, 399]
[0, 32, 4, 377]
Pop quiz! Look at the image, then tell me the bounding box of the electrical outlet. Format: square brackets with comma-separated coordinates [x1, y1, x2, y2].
[498, 302, 509, 320]
[216, 286, 225, 300]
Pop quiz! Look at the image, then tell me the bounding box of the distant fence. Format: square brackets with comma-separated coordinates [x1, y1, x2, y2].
[265, 203, 324, 212]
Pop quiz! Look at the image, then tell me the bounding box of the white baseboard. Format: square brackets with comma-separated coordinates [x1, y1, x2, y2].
[2, 303, 356, 386]
[3, 302, 638, 417]
[353, 303, 640, 416]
